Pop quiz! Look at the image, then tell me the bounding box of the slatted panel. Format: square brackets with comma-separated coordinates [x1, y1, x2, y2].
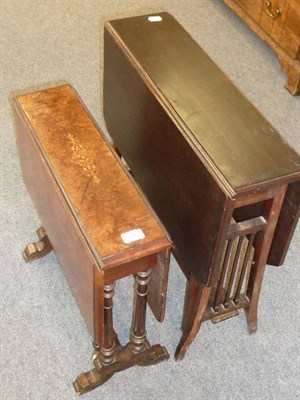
[213, 217, 266, 314]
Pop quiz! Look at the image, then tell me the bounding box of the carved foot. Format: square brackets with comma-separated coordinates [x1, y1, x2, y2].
[73, 340, 169, 395]
[22, 226, 53, 262]
[124, 340, 169, 367]
[278, 55, 300, 95]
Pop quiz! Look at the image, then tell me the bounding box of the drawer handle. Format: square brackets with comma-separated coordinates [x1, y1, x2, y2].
[266, 0, 282, 18]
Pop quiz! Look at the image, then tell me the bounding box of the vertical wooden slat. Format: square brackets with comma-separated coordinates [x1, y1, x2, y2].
[234, 233, 255, 305]
[213, 239, 233, 311]
[224, 236, 244, 308]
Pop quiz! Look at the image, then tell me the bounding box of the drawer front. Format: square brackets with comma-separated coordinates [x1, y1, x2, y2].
[236, 0, 263, 22]
[279, 0, 300, 60]
[236, 0, 299, 59]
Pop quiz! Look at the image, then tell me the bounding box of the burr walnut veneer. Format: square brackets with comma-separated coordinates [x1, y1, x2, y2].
[13, 84, 171, 395]
[103, 12, 300, 360]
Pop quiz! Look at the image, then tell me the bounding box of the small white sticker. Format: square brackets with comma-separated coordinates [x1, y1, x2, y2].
[148, 16, 162, 22]
[121, 228, 145, 244]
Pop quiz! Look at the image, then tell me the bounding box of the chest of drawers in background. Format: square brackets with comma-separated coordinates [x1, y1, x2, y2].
[224, 0, 300, 95]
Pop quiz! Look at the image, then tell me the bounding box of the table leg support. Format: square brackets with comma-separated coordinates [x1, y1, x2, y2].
[244, 187, 287, 335]
[125, 270, 169, 366]
[22, 226, 52, 262]
[73, 271, 169, 396]
[73, 283, 119, 395]
[175, 276, 211, 361]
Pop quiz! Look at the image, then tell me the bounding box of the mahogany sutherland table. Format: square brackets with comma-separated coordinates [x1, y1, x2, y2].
[103, 12, 300, 360]
[13, 84, 171, 394]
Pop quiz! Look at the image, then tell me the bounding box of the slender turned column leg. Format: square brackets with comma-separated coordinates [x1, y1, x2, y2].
[22, 226, 52, 262]
[130, 270, 150, 353]
[123, 269, 169, 366]
[175, 275, 211, 361]
[98, 283, 116, 365]
[73, 283, 118, 395]
[245, 186, 287, 334]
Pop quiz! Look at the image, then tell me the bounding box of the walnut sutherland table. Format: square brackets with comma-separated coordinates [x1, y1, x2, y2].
[13, 84, 171, 394]
[103, 12, 300, 360]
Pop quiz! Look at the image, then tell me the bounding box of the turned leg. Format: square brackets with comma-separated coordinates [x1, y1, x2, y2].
[22, 226, 52, 262]
[73, 270, 169, 395]
[73, 283, 118, 395]
[130, 270, 150, 353]
[97, 283, 116, 365]
[124, 270, 169, 365]
[245, 187, 287, 334]
[175, 275, 211, 361]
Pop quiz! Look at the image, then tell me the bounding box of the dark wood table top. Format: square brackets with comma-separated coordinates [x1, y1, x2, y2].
[104, 12, 300, 284]
[106, 12, 300, 192]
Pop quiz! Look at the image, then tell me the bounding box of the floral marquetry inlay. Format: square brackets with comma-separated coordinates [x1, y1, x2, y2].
[67, 131, 101, 184]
